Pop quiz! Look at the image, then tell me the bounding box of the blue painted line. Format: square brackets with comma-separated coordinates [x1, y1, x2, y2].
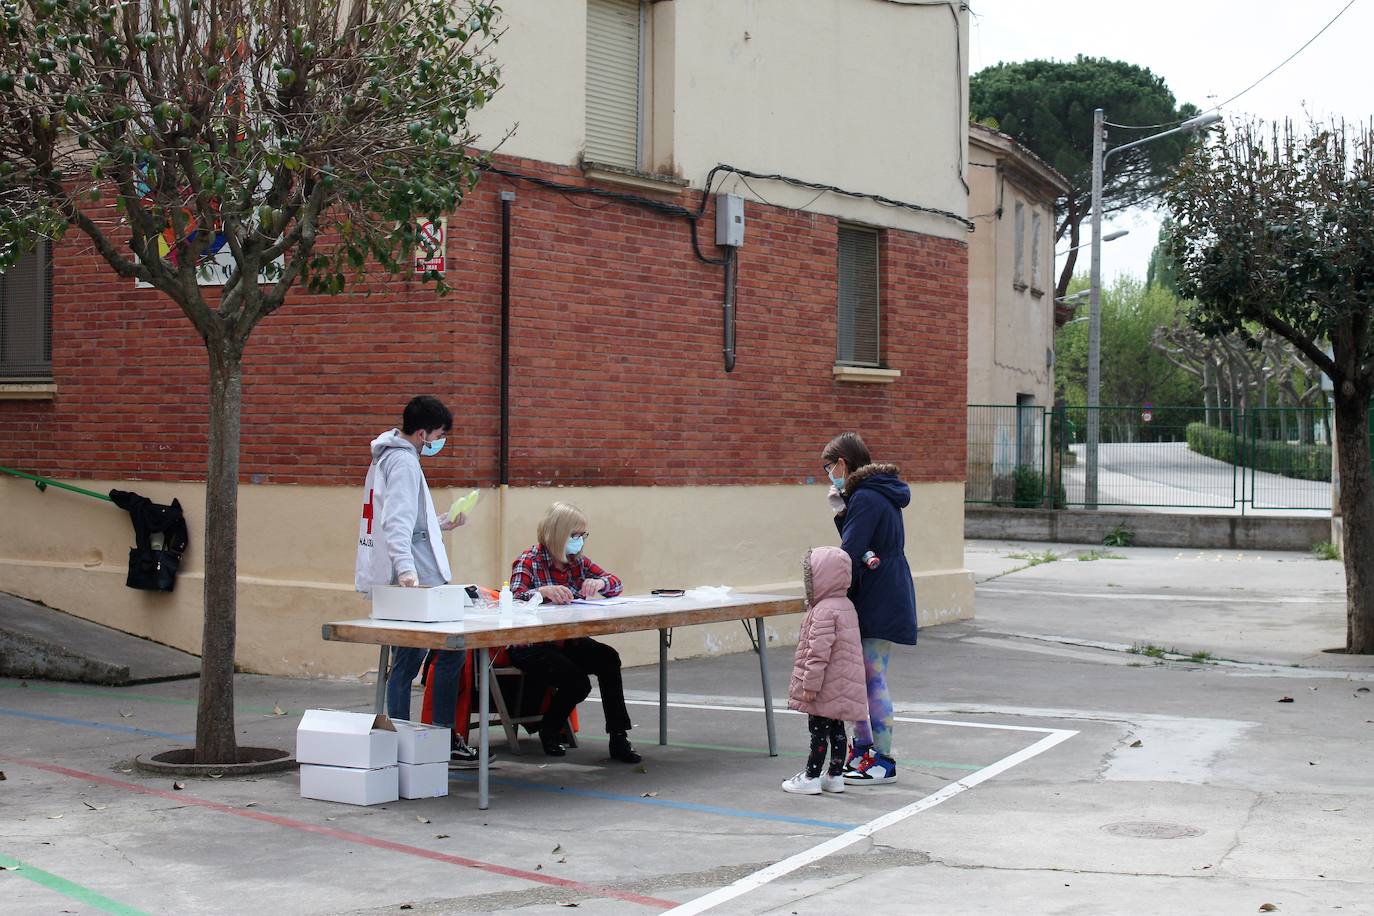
[0, 707, 192, 741]
[450, 772, 857, 831]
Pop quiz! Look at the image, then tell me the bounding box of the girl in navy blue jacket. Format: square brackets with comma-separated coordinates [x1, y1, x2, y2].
[821, 432, 917, 785]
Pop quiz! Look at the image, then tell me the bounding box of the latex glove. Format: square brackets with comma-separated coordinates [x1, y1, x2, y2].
[397, 570, 419, 588]
[580, 578, 606, 599]
[439, 511, 466, 532]
[827, 485, 846, 516]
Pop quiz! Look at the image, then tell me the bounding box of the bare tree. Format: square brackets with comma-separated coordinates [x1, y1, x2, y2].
[0, 0, 502, 761]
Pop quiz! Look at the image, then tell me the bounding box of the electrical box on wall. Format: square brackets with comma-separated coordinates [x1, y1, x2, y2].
[716, 193, 745, 247]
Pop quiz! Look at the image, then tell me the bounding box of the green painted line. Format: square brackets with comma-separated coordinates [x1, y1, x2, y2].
[0, 679, 296, 717]
[0, 853, 150, 916]
[576, 734, 984, 771]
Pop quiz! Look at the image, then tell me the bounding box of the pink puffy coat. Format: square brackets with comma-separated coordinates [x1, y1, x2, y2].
[788, 546, 868, 722]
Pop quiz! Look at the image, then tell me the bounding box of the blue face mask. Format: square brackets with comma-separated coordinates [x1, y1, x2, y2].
[829, 472, 844, 489]
[565, 535, 585, 557]
[420, 436, 445, 457]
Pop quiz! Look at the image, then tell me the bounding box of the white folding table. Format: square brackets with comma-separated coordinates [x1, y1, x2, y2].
[321, 592, 804, 808]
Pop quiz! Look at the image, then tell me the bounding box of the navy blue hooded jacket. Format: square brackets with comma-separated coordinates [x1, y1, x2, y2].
[833, 463, 918, 645]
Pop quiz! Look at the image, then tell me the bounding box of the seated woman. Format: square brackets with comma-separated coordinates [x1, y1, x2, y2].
[507, 501, 642, 763]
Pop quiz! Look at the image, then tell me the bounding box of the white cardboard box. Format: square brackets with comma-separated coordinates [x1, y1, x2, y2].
[300, 763, 398, 806]
[371, 584, 471, 622]
[398, 761, 449, 799]
[392, 719, 451, 765]
[296, 709, 398, 769]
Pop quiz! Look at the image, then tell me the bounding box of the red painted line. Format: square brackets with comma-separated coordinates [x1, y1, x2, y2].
[0, 754, 676, 910]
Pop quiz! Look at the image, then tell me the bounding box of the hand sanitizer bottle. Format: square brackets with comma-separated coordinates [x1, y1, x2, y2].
[498, 580, 514, 617]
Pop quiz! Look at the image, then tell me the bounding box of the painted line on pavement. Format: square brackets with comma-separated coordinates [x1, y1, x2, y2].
[576, 733, 984, 771]
[0, 852, 149, 916]
[450, 772, 858, 831]
[612, 694, 1065, 734]
[663, 727, 1078, 915]
[0, 707, 193, 741]
[0, 754, 678, 910]
[0, 679, 292, 716]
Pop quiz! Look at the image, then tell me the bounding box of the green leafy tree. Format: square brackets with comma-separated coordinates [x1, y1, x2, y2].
[1165, 121, 1374, 654]
[1145, 222, 1183, 294]
[1055, 275, 1201, 409]
[970, 56, 1199, 303]
[0, 0, 501, 761]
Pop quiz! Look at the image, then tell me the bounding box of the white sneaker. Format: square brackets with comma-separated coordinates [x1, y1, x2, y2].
[820, 773, 846, 794]
[780, 772, 822, 795]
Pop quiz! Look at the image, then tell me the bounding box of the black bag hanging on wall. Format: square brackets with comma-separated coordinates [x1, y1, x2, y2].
[109, 490, 189, 592]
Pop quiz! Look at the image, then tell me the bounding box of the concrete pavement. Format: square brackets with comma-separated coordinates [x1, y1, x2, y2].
[3, 541, 1372, 914]
[1061, 441, 1331, 516]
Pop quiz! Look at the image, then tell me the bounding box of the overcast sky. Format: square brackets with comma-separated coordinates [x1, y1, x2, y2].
[968, 0, 1372, 284]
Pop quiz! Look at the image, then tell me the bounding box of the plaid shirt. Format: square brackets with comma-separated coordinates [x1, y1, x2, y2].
[509, 544, 623, 602]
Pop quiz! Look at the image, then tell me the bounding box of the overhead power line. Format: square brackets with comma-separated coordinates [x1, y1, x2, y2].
[1106, 0, 1359, 131]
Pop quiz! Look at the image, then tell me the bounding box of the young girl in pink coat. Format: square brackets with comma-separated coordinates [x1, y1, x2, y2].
[782, 546, 870, 795]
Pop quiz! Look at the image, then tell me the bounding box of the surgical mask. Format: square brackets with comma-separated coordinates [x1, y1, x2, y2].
[420, 437, 445, 457]
[566, 535, 585, 557]
[829, 471, 844, 489]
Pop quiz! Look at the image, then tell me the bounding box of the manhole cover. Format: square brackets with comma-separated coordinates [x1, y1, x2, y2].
[1101, 821, 1205, 840]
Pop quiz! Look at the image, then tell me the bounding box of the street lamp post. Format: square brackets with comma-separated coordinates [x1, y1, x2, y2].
[1084, 108, 1223, 508]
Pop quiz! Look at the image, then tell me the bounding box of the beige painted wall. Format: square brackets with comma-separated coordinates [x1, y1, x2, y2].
[966, 138, 1058, 408]
[0, 478, 972, 678]
[468, 0, 970, 242]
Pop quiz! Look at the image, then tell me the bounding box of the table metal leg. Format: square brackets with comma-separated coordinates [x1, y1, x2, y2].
[373, 645, 390, 716]
[755, 617, 777, 756]
[658, 628, 668, 746]
[477, 647, 491, 810]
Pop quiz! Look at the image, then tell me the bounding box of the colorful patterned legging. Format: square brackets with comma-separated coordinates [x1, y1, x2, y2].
[851, 638, 894, 756]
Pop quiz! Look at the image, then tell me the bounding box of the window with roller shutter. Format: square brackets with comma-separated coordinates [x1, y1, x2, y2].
[836, 226, 881, 368]
[0, 241, 52, 380]
[585, 0, 642, 171]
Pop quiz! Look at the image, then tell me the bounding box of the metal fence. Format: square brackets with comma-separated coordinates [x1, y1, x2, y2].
[967, 404, 1333, 513]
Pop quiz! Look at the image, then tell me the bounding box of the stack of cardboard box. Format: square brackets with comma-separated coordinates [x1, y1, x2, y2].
[393, 720, 450, 799]
[296, 710, 399, 805]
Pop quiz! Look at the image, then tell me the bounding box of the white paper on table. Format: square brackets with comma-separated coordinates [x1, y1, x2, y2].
[685, 585, 733, 600]
[569, 596, 656, 607]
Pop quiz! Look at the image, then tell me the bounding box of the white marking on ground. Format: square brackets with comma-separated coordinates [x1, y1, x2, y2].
[612, 693, 1064, 734]
[663, 728, 1077, 915]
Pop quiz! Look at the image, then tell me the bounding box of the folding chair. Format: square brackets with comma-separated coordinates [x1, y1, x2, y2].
[420, 649, 578, 754]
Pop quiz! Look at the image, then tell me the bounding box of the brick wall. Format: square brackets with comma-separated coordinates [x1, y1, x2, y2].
[0, 157, 968, 488]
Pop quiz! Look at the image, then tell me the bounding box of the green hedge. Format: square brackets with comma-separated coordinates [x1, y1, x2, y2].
[1186, 422, 1331, 482]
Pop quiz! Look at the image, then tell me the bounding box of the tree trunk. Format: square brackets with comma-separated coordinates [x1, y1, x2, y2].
[1055, 200, 1081, 305]
[1333, 391, 1374, 654]
[1203, 362, 1216, 426]
[195, 338, 244, 763]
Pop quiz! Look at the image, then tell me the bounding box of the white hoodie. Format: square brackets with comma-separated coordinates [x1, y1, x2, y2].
[355, 429, 451, 594]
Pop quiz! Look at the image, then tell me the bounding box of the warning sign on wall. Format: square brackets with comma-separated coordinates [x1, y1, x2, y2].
[414, 218, 447, 275]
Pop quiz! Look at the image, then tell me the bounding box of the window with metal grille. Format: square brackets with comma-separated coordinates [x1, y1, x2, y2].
[837, 226, 881, 367]
[0, 241, 53, 379]
[585, 0, 642, 170]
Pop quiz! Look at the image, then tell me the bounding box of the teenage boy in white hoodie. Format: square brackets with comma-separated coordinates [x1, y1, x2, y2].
[356, 395, 482, 765]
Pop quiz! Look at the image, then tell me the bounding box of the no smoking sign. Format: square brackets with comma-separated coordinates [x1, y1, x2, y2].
[414, 217, 447, 275]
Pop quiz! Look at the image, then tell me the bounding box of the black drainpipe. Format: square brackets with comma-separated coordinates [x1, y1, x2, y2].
[500, 190, 514, 485]
[722, 247, 737, 372]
